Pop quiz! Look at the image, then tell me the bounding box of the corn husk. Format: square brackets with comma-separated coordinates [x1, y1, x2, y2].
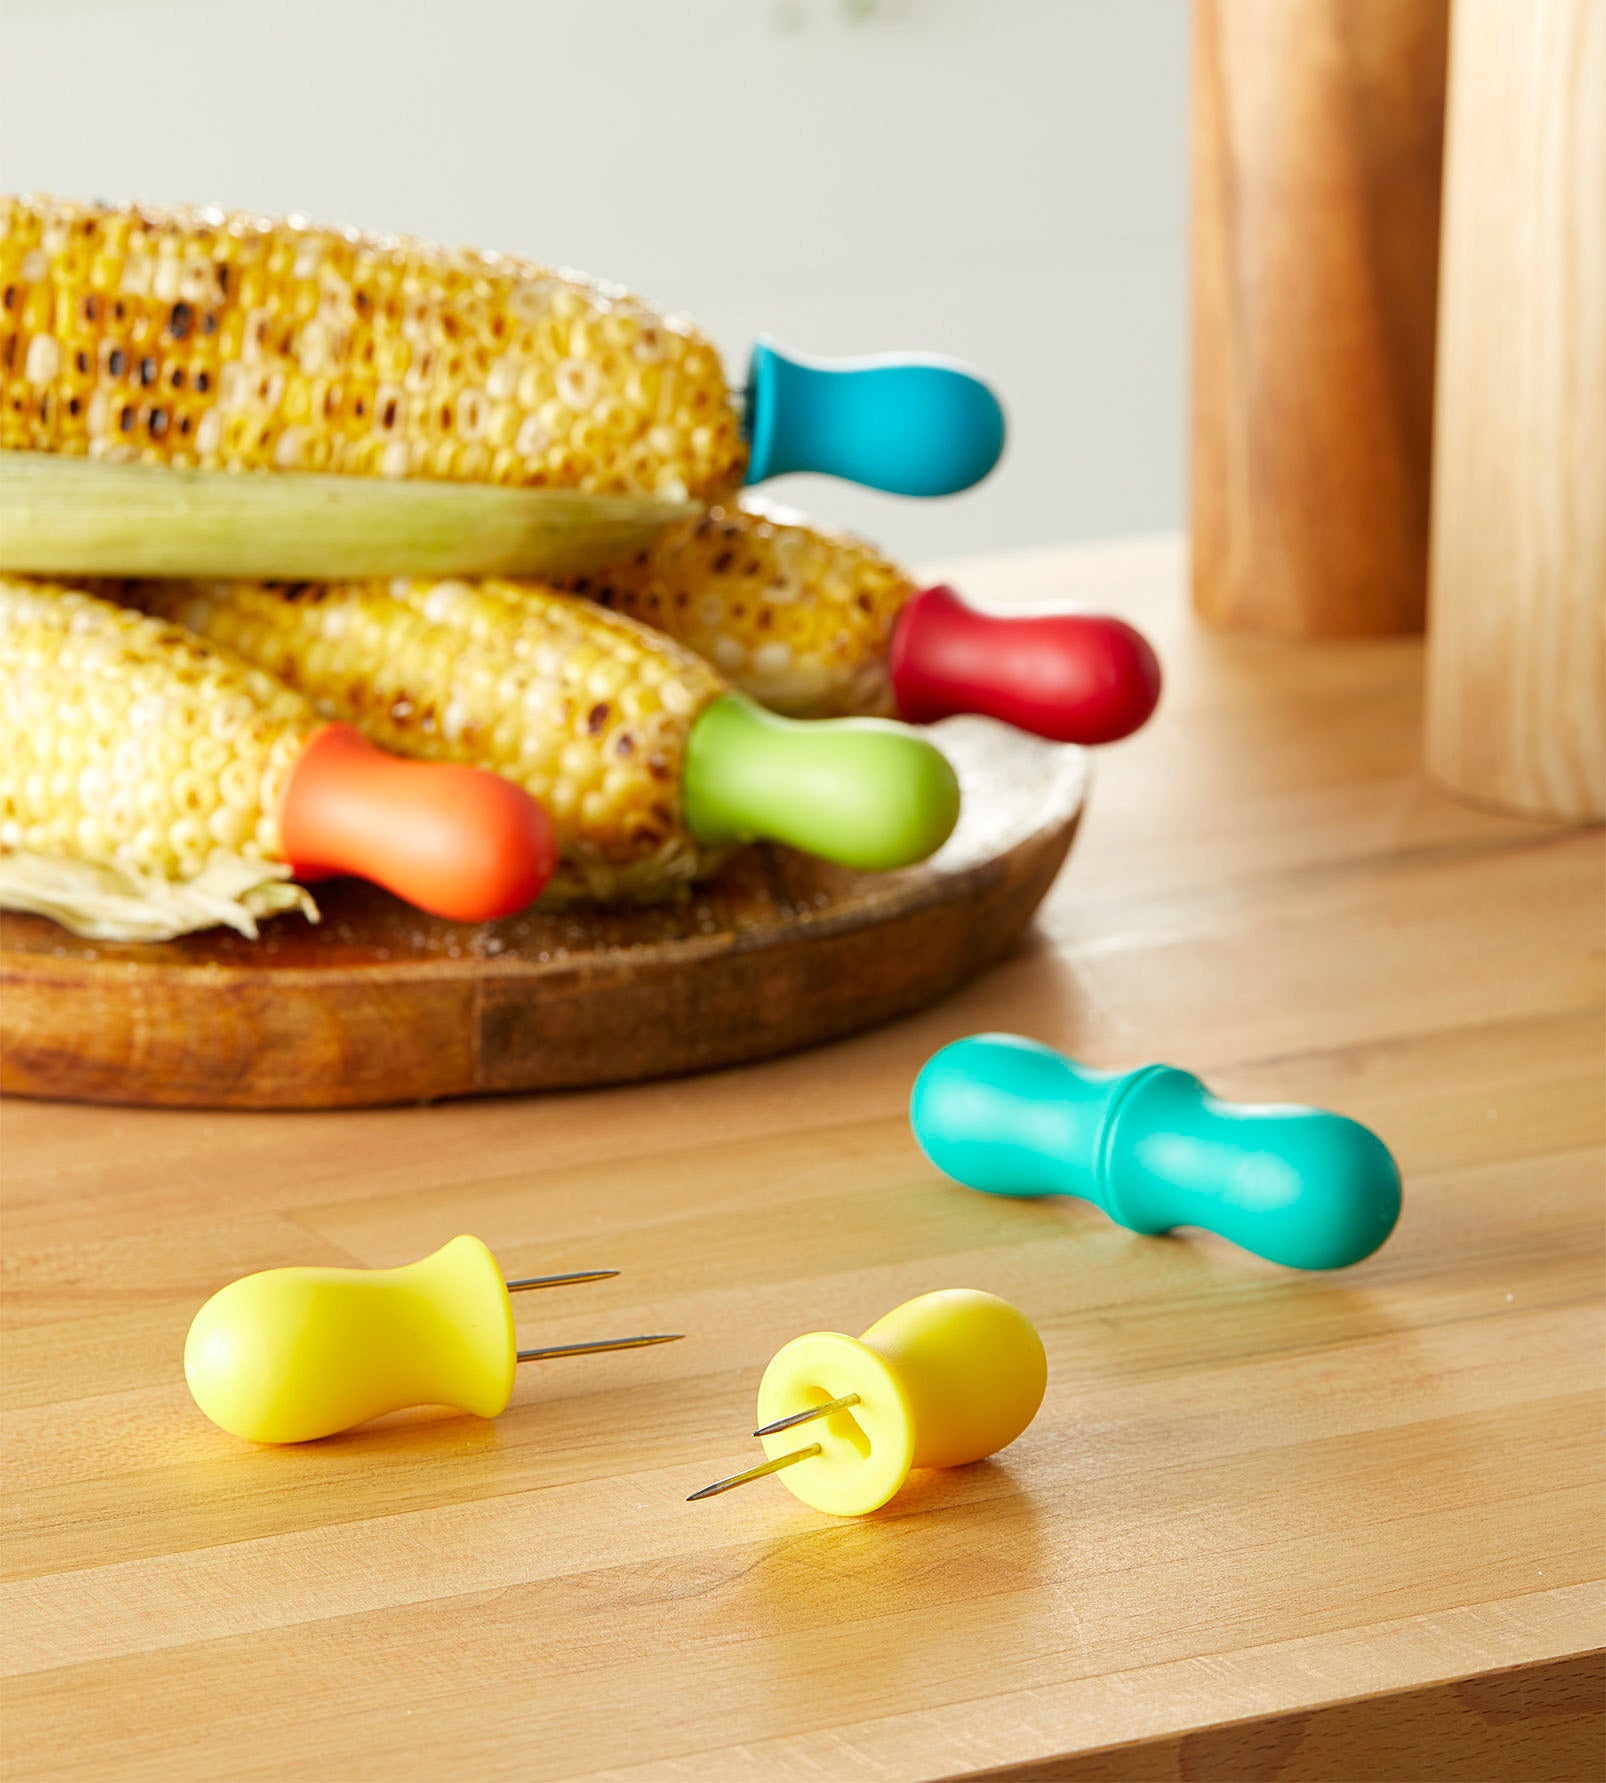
[0, 849, 318, 941]
[0, 451, 697, 582]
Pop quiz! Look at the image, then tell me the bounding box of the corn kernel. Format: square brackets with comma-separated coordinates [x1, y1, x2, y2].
[0, 577, 317, 880]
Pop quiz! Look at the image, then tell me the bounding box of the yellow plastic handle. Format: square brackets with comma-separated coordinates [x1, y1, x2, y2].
[754, 1289, 1046, 1516]
[183, 1235, 516, 1443]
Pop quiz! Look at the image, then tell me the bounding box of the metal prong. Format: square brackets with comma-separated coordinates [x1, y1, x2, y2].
[515, 1333, 681, 1363]
[504, 1269, 619, 1293]
[752, 1393, 861, 1438]
[686, 1442, 822, 1502]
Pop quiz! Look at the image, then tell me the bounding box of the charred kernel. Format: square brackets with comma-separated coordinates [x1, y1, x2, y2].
[117, 406, 135, 433]
[587, 702, 609, 734]
[555, 497, 917, 720]
[4, 195, 743, 501]
[138, 357, 157, 386]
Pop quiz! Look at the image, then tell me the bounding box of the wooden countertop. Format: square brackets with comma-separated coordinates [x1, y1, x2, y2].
[3, 537, 1602, 1781]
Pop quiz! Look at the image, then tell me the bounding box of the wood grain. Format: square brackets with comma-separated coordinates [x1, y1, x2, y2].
[2, 537, 1602, 1782]
[1190, 0, 1450, 636]
[1425, 0, 1606, 822]
[977, 1652, 1606, 1781]
[0, 724, 1084, 1109]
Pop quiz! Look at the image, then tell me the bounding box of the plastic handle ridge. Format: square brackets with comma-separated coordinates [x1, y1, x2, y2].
[910, 1034, 1402, 1269]
[890, 584, 1163, 743]
[743, 338, 1005, 496]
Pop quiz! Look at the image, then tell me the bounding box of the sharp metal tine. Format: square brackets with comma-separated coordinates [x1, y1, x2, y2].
[752, 1392, 861, 1438]
[504, 1269, 619, 1293]
[515, 1333, 681, 1363]
[686, 1443, 822, 1503]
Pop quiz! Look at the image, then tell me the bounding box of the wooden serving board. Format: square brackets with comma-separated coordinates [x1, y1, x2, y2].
[0, 721, 1087, 1110]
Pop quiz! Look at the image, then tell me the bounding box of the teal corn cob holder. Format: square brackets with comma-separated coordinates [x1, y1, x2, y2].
[744, 339, 1005, 497]
[910, 1034, 1402, 1270]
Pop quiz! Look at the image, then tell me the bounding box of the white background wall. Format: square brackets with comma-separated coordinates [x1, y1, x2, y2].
[0, 0, 1187, 565]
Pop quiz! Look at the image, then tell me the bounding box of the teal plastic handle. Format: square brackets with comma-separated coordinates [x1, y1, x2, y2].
[743, 338, 1005, 496]
[910, 1034, 1402, 1270]
[683, 692, 960, 871]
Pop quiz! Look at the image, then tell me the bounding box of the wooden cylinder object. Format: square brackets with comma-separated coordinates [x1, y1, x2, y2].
[1425, 0, 1605, 822]
[1190, 0, 1450, 636]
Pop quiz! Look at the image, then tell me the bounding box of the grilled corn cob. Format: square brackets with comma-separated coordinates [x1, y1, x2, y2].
[1, 195, 744, 501]
[568, 496, 912, 718]
[121, 577, 961, 901]
[569, 496, 1164, 744]
[0, 577, 555, 928]
[128, 577, 724, 900]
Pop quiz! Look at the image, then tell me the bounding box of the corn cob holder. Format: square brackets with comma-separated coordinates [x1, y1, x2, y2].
[119, 576, 961, 901]
[570, 496, 1162, 743]
[0, 579, 556, 931]
[0, 198, 1003, 580]
[185, 1236, 679, 1445]
[911, 1035, 1403, 1270]
[688, 1289, 1047, 1517]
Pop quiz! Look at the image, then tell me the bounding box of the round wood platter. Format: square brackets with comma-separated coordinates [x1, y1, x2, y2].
[0, 721, 1087, 1110]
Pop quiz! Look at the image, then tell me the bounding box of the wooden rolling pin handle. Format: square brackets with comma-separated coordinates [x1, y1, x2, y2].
[1190, 0, 1450, 637]
[1424, 0, 1605, 821]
